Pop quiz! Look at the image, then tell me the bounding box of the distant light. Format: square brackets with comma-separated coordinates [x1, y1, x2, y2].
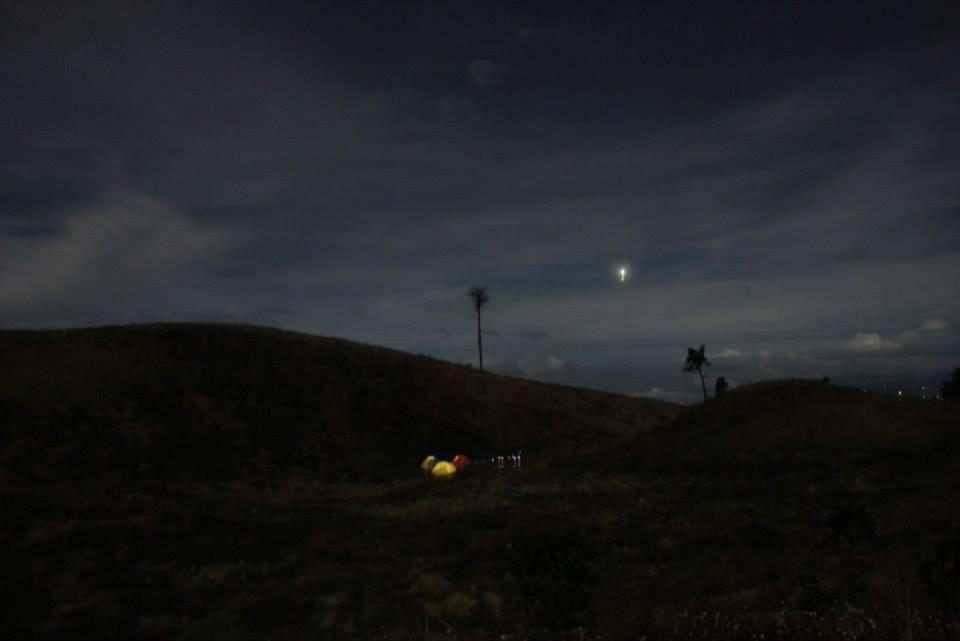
[618, 266, 628, 282]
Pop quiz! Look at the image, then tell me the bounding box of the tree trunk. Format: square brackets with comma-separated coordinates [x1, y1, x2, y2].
[699, 369, 707, 401]
[477, 308, 484, 371]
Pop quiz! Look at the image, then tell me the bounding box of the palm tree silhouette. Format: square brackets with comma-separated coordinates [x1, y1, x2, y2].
[683, 344, 711, 401]
[467, 286, 489, 371]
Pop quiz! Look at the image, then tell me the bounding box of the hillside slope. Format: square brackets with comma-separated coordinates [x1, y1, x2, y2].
[606, 378, 956, 466]
[0, 323, 679, 483]
[3, 348, 960, 639]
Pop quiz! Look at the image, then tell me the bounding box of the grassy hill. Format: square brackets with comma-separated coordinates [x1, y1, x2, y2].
[598, 378, 955, 470]
[0, 323, 678, 484]
[2, 325, 959, 640]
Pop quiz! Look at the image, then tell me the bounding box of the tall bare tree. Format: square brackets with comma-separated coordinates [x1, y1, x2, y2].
[683, 344, 711, 402]
[467, 286, 489, 371]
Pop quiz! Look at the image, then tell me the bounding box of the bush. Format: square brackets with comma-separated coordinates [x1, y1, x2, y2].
[921, 533, 960, 611]
[825, 504, 877, 545]
[943, 368, 960, 401]
[508, 518, 598, 636]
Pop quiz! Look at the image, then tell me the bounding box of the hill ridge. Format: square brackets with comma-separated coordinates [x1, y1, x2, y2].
[0, 322, 680, 483]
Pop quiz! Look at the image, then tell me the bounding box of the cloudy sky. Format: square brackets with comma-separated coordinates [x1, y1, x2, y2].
[2, 1, 958, 401]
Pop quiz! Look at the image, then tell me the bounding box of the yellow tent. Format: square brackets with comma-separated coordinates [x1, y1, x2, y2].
[430, 461, 457, 479]
[420, 455, 437, 472]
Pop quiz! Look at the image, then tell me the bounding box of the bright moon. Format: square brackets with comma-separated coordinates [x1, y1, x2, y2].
[618, 266, 628, 282]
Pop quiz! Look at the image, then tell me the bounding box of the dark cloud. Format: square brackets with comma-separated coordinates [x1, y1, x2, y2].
[468, 59, 500, 87]
[511, 28, 542, 46]
[1, 1, 958, 394]
[516, 327, 551, 342]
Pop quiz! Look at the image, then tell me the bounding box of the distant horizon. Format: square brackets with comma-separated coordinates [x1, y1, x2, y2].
[1, 319, 952, 405]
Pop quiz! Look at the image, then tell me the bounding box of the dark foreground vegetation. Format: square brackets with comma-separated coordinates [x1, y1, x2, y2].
[2, 324, 959, 639]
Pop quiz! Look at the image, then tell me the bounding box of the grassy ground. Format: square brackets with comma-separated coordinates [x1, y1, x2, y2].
[2, 326, 960, 639]
[7, 432, 960, 640]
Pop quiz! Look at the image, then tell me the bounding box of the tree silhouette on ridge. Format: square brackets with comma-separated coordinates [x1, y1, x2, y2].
[683, 344, 711, 402]
[468, 286, 489, 371]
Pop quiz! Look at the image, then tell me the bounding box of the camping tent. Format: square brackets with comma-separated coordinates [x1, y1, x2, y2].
[420, 455, 437, 472]
[430, 461, 457, 479]
[452, 454, 470, 471]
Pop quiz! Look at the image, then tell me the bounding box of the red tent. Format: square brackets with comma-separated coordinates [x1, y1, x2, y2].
[452, 454, 471, 471]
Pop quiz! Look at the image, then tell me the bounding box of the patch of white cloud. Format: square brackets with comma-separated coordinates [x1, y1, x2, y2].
[632, 386, 700, 405]
[0, 189, 238, 321]
[921, 318, 949, 332]
[845, 332, 901, 352]
[716, 348, 745, 359]
[488, 352, 577, 385]
[545, 355, 565, 371]
[893, 318, 954, 349]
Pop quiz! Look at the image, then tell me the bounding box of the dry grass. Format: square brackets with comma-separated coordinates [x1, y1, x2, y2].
[2, 327, 959, 639]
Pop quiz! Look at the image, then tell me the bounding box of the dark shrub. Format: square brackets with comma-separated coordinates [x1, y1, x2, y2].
[508, 518, 598, 637]
[921, 533, 960, 610]
[943, 367, 960, 401]
[825, 504, 877, 545]
[715, 376, 729, 396]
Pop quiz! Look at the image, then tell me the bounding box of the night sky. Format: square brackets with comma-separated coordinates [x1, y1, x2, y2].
[2, 1, 959, 401]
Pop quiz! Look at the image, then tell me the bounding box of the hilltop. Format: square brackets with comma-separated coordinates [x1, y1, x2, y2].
[600, 378, 956, 469]
[0, 322, 678, 484]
